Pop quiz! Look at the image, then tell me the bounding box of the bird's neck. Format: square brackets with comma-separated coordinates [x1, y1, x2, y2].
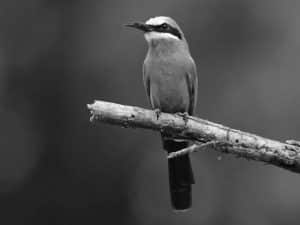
[147, 39, 189, 57]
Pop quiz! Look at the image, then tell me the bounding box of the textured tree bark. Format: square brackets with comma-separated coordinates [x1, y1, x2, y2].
[87, 100, 300, 173]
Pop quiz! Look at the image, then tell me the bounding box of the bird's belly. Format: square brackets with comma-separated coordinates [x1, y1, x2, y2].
[150, 77, 189, 113]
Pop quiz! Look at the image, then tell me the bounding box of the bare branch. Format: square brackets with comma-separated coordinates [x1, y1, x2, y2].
[167, 142, 218, 159]
[87, 100, 300, 173]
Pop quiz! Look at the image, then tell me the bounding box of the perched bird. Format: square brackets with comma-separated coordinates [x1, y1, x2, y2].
[126, 16, 198, 211]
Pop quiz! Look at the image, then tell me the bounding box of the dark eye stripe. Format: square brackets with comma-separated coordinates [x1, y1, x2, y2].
[168, 26, 182, 39]
[149, 24, 182, 40]
[161, 23, 168, 29]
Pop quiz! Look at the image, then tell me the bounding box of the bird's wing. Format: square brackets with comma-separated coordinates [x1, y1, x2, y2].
[142, 62, 152, 106]
[185, 58, 198, 115]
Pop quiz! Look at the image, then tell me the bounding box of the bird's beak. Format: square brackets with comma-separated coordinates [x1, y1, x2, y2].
[125, 22, 152, 32]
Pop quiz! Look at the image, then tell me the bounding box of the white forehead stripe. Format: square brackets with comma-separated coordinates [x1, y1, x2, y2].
[145, 16, 170, 25]
[144, 31, 180, 41]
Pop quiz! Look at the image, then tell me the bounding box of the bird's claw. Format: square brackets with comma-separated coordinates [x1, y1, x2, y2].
[154, 108, 161, 120]
[176, 112, 189, 124]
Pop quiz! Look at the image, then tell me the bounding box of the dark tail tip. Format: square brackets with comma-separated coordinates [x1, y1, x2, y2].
[171, 185, 192, 210]
[162, 137, 194, 211]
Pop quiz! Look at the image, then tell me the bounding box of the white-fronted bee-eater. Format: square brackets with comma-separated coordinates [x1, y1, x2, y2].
[126, 16, 198, 211]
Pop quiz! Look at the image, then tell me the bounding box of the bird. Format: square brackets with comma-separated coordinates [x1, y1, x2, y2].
[126, 16, 198, 211]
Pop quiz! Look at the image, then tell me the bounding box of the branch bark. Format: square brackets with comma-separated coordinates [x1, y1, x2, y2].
[87, 100, 300, 173]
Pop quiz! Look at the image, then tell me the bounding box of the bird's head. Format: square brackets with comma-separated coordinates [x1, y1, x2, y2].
[126, 16, 185, 44]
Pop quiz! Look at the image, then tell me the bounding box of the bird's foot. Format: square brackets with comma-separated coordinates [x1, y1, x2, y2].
[154, 108, 161, 120]
[176, 112, 189, 124]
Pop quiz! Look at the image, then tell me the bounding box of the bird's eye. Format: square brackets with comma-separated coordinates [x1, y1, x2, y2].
[161, 23, 168, 29]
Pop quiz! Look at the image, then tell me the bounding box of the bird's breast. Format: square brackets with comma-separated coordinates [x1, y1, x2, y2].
[146, 57, 190, 113]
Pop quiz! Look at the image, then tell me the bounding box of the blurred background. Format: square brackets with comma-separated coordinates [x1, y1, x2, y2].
[1, 0, 300, 224]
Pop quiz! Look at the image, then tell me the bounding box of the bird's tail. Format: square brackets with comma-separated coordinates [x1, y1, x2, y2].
[162, 136, 195, 211]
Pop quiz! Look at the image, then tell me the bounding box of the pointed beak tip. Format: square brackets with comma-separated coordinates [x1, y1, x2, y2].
[124, 22, 150, 32]
[124, 22, 138, 28]
[124, 23, 133, 27]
